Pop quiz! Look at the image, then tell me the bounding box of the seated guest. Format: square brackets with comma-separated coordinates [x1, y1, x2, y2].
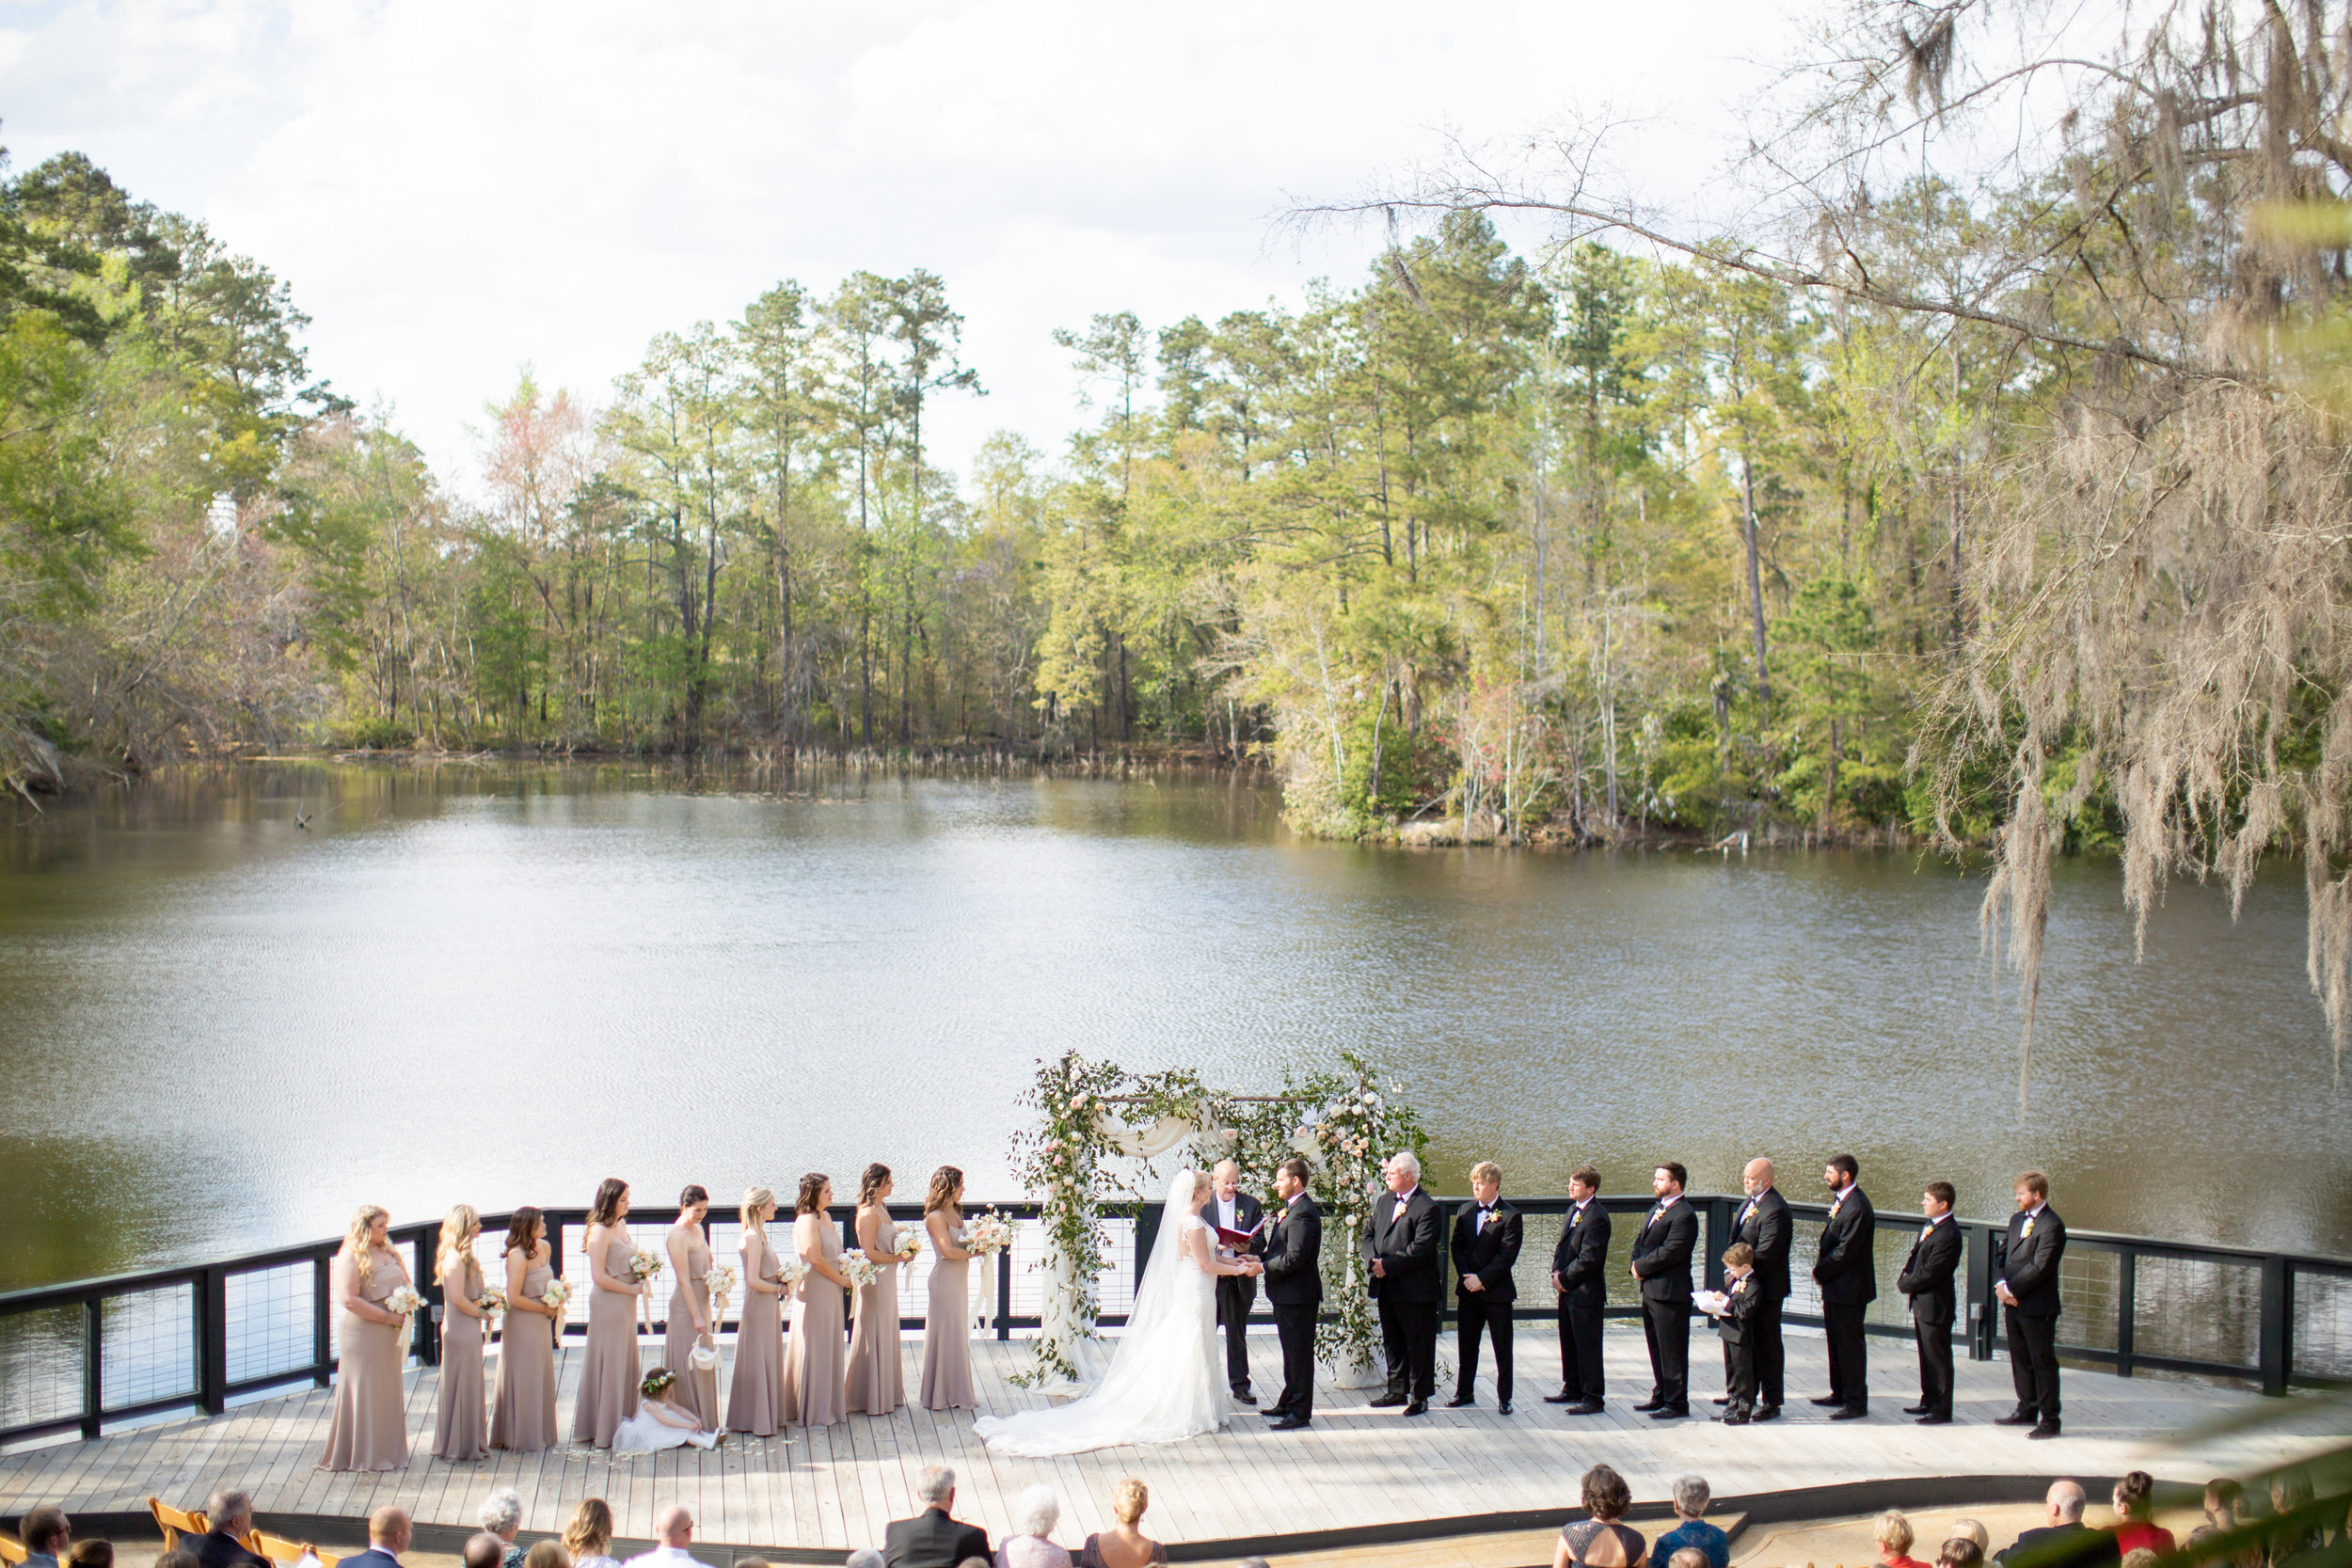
[2207, 1482, 2245, 1533]
[995, 1488, 1071, 1568]
[465, 1535, 504, 1568]
[1667, 1552, 1708, 1568]
[195, 1491, 270, 1568]
[20, 1509, 71, 1568]
[2121, 1553, 2160, 1568]
[1077, 1481, 1163, 1568]
[2270, 1471, 2325, 1568]
[1876, 1513, 1931, 1568]
[1997, 1482, 2121, 1568]
[1555, 1465, 1647, 1568]
[481, 1492, 526, 1568]
[564, 1502, 620, 1568]
[1653, 1478, 1728, 1568]
[1941, 1544, 1986, 1568]
[621, 1507, 705, 1568]
[522, 1545, 569, 1568]
[1950, 1523, 1993, 1552]
[348, 1509, 412, 1568]
[156, 1555, 199, 1568]
[68, 1544, 110, 1568]
[884, 1468, 992, 1568]
[2109, 1474, 2175, 1558]
[847, 1557, 883, 1568]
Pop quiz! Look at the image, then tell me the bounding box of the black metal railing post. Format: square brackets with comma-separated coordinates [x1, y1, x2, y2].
[410, 1231, 439, 1366]
[199, 1264, 229, 1414]
[1135, 1203, 1161, 1292]
[1966, 1220, 1996, 1361]
[2259, 1253, 2290, 1396]
[1703, 1196, 1732, 1292]
[80, 1294, 103, 1440]
[2115, 1248, 2137, 1380]
[995, 1247, 1012, 1341]
[311, 1255, 333, 1386]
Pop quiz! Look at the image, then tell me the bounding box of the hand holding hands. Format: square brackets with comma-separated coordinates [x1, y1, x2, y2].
[1462, 1275, 1485, 1291]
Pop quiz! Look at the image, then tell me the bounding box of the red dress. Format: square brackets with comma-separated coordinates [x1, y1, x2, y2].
[2113, 1525, 2177, 1557]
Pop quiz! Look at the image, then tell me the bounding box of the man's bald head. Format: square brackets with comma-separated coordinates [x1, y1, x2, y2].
[2046, 1481, 2087, 1523]
[655, 1506, 692, 1546]
[369, 1509, 412, 1553]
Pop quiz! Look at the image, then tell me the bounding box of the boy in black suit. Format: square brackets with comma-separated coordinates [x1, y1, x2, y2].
[1448, 1160, 1523, 1412]
[1898, 1180, 1963, 1423]
[1707, 1242, 1764, 1423]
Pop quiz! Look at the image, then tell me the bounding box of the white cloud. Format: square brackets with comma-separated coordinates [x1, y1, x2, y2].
[3, 0, 1794, 498]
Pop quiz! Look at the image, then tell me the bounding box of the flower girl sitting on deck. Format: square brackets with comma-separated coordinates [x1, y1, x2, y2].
[612, 1369, 723, 1454]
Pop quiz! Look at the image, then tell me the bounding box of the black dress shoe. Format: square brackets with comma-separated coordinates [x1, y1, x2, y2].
[1915, 1413, 1951, 1425]
[2027, 1423, 2061, 1440]
[1369, 1393, 1407, 1407]
[1543, 1390, 1577, 1403]
[1498, 1400, 1512, 1414]
[1751, 1404, 1781, 1421]
[1565, 1400, 1605, 1415]
[1649, 1403, 1690, 1419]
[1232, 1388, 1258, 1405]
[1809, 1394, 1844, 1406]
[1633, 1397, 1665, 1411]
[1993, 1409, 2036, 1426]
[1403, 1399, 1428, 1417]
[1261, 1406, 1293, 1419]
[1445, 1394, 1475, 1408]
[1719, 1410, 1751, 1426]
[1269, 1416, 1311, 1431]
[1902, 1403, 1931, 1415]
[1830, 1406, 1869, 1420]
[1711, 1395, 1732, 1405]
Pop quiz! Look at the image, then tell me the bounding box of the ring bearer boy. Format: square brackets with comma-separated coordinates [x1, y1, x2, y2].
[1701, 1243, 1764, 1425]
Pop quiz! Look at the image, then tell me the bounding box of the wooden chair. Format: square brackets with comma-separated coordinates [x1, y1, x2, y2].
[148, 1497, 210, 1551]
[249, 1532, 340, 1568]
[0, 1529, 29, 1566]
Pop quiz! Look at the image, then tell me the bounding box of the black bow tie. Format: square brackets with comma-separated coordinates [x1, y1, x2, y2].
[1479, 1206, 1496, 1215]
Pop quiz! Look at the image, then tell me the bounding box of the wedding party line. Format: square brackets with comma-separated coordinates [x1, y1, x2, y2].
[305, 1154, 2091, 1468]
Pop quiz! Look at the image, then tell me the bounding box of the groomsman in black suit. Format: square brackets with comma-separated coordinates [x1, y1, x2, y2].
[1812, 1153, 1877, 1418]
[1722, 1157, 1790, 1420]
[1448, 1160, 1522, 1412]
[1260, 1156, 1323, 1431]
[1629, 1161, 1699, 1419]
[1198, 1159, 1265, 1404]
[1898, 1180, 1963, 1424]
[1361, 1149, 1444, 1415]
[1545, 1165, 1611, 1413]
[1994, 1169, 2068, 1438]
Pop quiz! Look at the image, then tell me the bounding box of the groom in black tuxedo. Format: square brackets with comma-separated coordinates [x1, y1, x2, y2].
[1197, 1159, 1265, 1403]
[1361, 1150, 1443, 1415]
[1259, 1156, 1323, 1430]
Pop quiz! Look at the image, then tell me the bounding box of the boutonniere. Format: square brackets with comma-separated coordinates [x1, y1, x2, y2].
[2021, 1217, 2036, 1239]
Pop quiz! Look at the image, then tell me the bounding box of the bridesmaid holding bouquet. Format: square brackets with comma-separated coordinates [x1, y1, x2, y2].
[662, 1184, 719, 1430]
[433, 1204, 490, 1461]
[570, 1178, 644, 1448]
[489, 1207, 557, 1450]
[726, 1186, 787, 1436]
[781, 1172, 849, 1427]
[919, 1166, 977, 1411]
[844, 1164, 906, 1415]
[317, 1204, 412, 1471]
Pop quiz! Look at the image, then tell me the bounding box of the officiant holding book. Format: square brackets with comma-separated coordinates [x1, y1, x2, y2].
[1199, 1160, 1265, 1404]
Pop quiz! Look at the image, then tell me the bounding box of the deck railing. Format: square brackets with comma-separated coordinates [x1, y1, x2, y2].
[2, 1195, 2346, 1446]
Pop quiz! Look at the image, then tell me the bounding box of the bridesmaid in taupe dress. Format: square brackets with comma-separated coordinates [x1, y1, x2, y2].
[570, 1177, 644, 1447]
[433, 1204, 490, 1461]
[781, 1172, 850, 1427]
[844, 1163, 905, 1415]
[489, 1207, 557, 1450]
[919, 1165, 977, 1411]
[317, 1204, 411, 1470]
[662, 1184, 719, 1430]
[726, 1186, 786, 1436]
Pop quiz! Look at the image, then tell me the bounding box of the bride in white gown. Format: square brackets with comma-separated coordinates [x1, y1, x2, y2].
[974, 1168, 1261, 1455]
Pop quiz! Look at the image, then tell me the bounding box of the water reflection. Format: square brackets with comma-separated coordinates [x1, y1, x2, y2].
[0, 761, 2345, 1292]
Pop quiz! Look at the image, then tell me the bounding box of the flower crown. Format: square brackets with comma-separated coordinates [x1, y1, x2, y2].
[640, 1368, 676, 1399]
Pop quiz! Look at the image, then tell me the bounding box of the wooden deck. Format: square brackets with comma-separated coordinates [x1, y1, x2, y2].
[0, 1327, 2339, 1555]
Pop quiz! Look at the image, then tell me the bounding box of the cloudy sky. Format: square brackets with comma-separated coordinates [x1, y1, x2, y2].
[2, 0, 1791, 496]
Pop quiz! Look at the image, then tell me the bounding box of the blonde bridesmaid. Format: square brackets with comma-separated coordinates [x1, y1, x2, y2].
[433, 1204, 490, 1461]
[662, 1184, 720, 1431]
[844, 1163, 906, 1415]
[317, 1204, 411, 1471]
[725, 1186, 786, 1436]
[919, 1165, 977, 1411]
[570, 1177, 644, 1447]
[781, 1172, 849, 1427]
[489, 1207, 557, 1450]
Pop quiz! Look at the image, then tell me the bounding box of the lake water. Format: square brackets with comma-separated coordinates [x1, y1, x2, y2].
[2, 762, 2346, 1292]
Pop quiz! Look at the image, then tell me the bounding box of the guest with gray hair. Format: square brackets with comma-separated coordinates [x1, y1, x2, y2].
[192, 1491, 268, 1568]
[884, 1465, 992, 1568]
[479, 1491, 526, 1568]
[846, 1554, 885, 1568]
[993, 1487, 1071, 1568]
[1652, 1477, 1728, 1568]
[1362, 1149, 1443, 1414]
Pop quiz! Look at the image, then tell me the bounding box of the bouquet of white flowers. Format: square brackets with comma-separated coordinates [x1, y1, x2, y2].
[627, 1248, 663, 1284]
[383, 1285, 425, 1318]
[477, 1287, 509, 1315]
[962, 1212, 1014, 1256]
[841, 1254, 881, 1290]
[777, 1254, 807, 1288]
[542, 1278, 572, 1310]
[704, 1263, 738, 1297]
[888, 1228, 923, 1263]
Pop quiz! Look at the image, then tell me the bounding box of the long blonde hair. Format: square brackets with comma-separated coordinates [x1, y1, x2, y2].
[437, 1205, 481, 1289]
[561, 1499, 612, 1559]
[741, 1186, 775, 1234]
[924, 1166, 964, 1216]
[343, 1204, 390, 1287]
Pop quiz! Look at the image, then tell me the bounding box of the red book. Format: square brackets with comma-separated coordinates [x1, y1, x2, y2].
[1215, 1225, 1260, 1250]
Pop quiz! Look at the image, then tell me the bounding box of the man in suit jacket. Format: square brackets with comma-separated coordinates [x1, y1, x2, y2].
[1724, 1157, 1791, 1419]
[1260, 1155, 1324, 1430]
[1545, 1165, 1612, 1412]
[343, 1509, 412, 1568]
[1198, 1159, 1266, 1403]
[1898, 1180, 1963, 1424]
[1812, 1153, 1877, 1418]
[882, 1467, 991, 1568]
[1995, 1481, 2122, 1568]
[1994, 1169, 2068, 1438]
[1629, 1161, 1699, 1418]
[191, 1491, 270, 1568]
[1448, 1160, 1523, 1412]
[1360, 1149, 1443, 1414]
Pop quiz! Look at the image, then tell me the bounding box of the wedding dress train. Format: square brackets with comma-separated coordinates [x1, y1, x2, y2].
[973, 1170, 1230, 1454]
